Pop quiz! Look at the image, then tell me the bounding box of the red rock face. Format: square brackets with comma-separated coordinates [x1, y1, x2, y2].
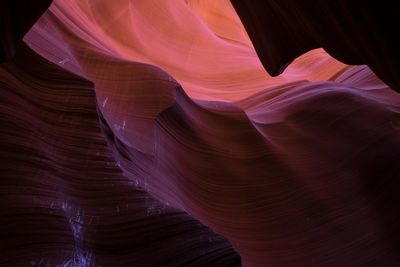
[1, 0, 400, 266]
[0, 43, 240, 267]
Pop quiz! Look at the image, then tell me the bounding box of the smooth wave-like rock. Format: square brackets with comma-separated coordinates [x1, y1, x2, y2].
[1, 0, 400, 266]
[0, 43, 240, 266]
[99, 68, 400, 266]
[25, 0, 350, 102]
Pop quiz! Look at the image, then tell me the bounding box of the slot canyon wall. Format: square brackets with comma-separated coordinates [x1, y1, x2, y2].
[1, 1, 400, 266]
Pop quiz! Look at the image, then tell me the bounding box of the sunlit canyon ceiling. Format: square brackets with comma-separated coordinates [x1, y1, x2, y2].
[1, 1, 400, 266]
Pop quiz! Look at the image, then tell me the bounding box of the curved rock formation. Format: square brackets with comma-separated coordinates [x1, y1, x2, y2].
[0, 43, 240, 266]
[1, 0, 400, 266]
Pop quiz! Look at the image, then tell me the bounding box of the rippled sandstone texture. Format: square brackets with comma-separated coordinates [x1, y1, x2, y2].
[0, 43, 240, 266]
[1, 0, 400, 266]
